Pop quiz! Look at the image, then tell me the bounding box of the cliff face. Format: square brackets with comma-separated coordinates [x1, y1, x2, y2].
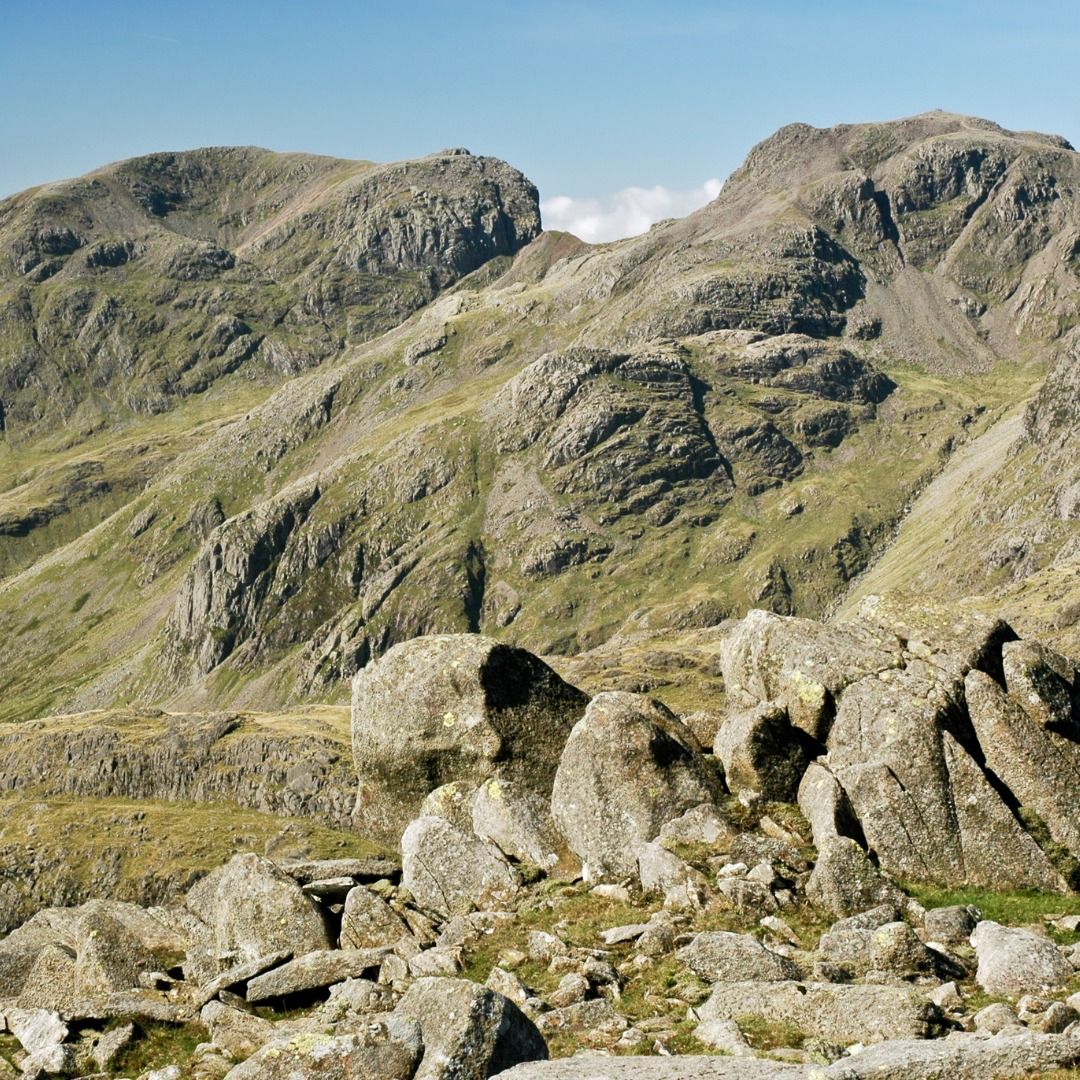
[0, 113, 1077, 722]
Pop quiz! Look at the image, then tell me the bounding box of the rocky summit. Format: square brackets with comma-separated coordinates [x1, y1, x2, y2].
[0, 111, 1078, 1078]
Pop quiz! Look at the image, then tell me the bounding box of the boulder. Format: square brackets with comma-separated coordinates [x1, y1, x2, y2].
[965, 669, 1080, 855]
[923, 905, 980, 946]
[805, 836, 905, 917]
[823, 1030, 1080, 1079]
[657, 804, 732, 847]
[826, 668, 1064, 891]
[1001, 639, 1077, 728]
[194, 950, 293, 1007]
[493, 1058, 806, 1079]
[677, 931, 801, 982]
[352, 635, 587, 843]
[401, 814, 519, 918]
[638, 843, 708, 909]
[699, 980, 943, 1044]
[221, 1018, 422, 1080]
[971, 921, 1074, 995]
[396, 976, 548, 1079]
[713, 702, 815, 801]
[201, 999, 277, 1060]
[550, 692, 722, 880]
[472, 777, 565, 869]
[245, 949, 386, 1002]
[339, 886, 409, 950]
[184, 853, 332, 963]
[718, 607, 904, 740]
[797, 761, 859, 847]
[0, 900, 186, 1011]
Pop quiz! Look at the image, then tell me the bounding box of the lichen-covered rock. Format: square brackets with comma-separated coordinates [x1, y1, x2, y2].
[352, 635, 587, 843]
[699, 980, 943, 1044]
[0, 900, 186, 1011]
[797, 761, 859, 847]
[826, 668, 1064, 891]
[677, 931, 801, 982]
[550, 692, 722, 880]
[718, 608, 903, 740]
[339, 885, 409, 950]
[245, 949, 386, 1002]
[713, 702, 814, 801]
[971, 921, 1075, 995]
[396, 976, 548, 1079]
[221, 1018, 422, 1080]
[401, 814, 518, 918]
[184, 853, 332, 963]
[472, 777, 565, 870]
[965, 669, 1080, 854]
[806, 836, 906, 918]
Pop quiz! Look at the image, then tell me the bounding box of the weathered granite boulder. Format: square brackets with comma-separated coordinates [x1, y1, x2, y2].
[965, 669, 1080, 854]
[1000, 639, 1077, 728]
[472, 777, 565, 869]
[677, 931, 801, 982]
[713, 702, 815, 801]
[352, 635, 587, 843]
[401, 813, 519, 917]
[550, 692, 722, 880]
[0, 900, 186, 1011]
[718, 608, 903, 740]
[971, 921, 1074, 995]
[396, 976, 548, 1079]
[699, 980, 943, 1044]
[826, 669, 1064, 891]
[245, 949, 386, 1002]
[806, 836, 906, 918]
[184, 853, 332, 963]
[339, 885, 409, 950]
[221, 1017, 422, 1080]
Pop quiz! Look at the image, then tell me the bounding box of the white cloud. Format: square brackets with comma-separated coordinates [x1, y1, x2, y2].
[540, 178, 723, 243]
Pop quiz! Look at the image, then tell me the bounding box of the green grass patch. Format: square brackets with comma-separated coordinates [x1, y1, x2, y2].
[736, 1013, 807, 1051]
[906, 884, 1080, 928]
[112, 1020, 208, 1076]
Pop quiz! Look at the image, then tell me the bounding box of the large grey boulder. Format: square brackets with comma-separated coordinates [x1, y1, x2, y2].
[184, 853, 332, 963]
[971, 920, 1074, 995]
[401, 813, 518, 917]
[677, 931, 800, 982]
[718, 607, 903, 740]
[713, 702, 814, 801]
[826, 668, 1064, 891]
[824, 1030, 1080, 1079]
[221, 1017, 422, 1080]
[352, 635, 587, 843]
[494, 1058, 806, 1079]
[806, 836, 907, 918]
[797, 761, 860, 847]
[339, 885, 409, 950]
[965, 669, 1080, 854]
[550, 692, 722, 880]
[1001, 639, 1077, 728]
[0, 900, 186, 1011]
[699, 980, 943, 1044]
[245, 948, 386, 1002]
[472, 777, 564, 869]
[396, 976, 548, 1079]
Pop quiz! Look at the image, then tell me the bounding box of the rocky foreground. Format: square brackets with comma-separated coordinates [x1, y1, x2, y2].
[1, 597, 1080, 1077]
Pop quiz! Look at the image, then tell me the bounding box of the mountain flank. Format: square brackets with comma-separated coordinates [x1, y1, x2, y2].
[0, 111, 1078, 1077]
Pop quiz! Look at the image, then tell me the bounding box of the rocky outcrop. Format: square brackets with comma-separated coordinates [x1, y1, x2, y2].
[550, 692, 722, 880]
[721, 597, 1079, 892]
[351, 634, 587, 843]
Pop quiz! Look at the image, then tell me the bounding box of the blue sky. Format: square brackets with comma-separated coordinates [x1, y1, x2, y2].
[4, 1, 1079, 238]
